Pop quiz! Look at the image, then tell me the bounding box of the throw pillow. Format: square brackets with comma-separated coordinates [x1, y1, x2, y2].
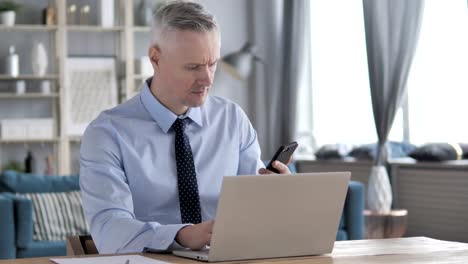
[409, 143, 464, 162]
[460, 143, 468, 159]
[19, 191, 89, 241]
[348, 143, 376, 160]
[349, 141, 416, 160]
[315, 144, 352, 160]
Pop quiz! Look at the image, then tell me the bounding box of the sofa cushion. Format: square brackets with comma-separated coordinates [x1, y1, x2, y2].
[16, 241, 66, 258]
[0, 171, 79, 193]
[19, 191, 89, 241]
[0, 194, 16, 259]
[14, 195, 34, 248]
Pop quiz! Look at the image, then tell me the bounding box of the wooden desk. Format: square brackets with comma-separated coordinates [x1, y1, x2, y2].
[3, 237, 468, 264]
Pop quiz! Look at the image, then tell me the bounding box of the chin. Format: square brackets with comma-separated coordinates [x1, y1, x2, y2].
[187, 94, 208, 107]
[190, 98, 207, 107]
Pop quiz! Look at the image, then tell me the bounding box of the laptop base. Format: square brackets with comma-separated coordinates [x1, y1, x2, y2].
[173, 249, 210, 262]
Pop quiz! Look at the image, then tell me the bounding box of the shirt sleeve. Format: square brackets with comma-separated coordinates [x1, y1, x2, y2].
[79, 120, 189, 254]
[235, 106, 264, 175]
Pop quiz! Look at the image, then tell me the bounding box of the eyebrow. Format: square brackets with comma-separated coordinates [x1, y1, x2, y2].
[186, 59, 219, 66]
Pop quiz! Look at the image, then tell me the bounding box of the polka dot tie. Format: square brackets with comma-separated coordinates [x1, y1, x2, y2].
[172, 118, 202, 224]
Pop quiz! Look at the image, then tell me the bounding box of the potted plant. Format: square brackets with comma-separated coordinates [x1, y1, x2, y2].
[0, 1, 21, 26]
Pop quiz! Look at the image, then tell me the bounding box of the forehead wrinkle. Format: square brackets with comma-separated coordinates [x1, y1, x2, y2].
[161, 30, 220, 64]
[187, 58, 219, 65]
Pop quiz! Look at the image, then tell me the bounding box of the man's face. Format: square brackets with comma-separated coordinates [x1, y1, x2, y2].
[150, 29, 220, 114]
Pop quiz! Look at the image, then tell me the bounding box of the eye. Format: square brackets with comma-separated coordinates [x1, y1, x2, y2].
[186, 65, 199, 70]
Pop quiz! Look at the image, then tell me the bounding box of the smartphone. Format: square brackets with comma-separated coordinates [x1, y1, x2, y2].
[266, 141, 298, 173]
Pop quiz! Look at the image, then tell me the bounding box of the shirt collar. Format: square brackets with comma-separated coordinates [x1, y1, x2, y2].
[140, 78, 203, 133]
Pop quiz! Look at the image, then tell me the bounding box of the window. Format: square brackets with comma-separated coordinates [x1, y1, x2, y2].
[406, 0, 468, 144]
[308, 0, 404, 147]
[306, 0, 468, 148]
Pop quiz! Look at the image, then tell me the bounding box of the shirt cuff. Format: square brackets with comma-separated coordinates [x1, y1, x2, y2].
[168, 238, 187, 251]
[148, 223, 191, 251]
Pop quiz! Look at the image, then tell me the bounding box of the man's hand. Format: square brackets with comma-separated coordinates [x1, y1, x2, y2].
[175, 220, 214, 250]
[258, 160, 292, 175]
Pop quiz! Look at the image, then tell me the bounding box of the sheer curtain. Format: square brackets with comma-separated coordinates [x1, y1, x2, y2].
[407, 0, 468, 144]
[307, 0, 468, 148]
[308, 0, 404, 148]
[362, 0, 424, 213]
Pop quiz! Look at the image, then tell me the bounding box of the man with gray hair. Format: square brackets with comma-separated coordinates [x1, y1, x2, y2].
[80, 0, 290, 254]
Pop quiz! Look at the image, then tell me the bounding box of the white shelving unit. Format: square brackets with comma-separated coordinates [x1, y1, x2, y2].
[132, 26, 151, 32]
[66, 25, 125, 32]
[0, 138, 60, 144]
[0, 74, 59, 80]
[0, 0, 150, 175]
[0, 25, 58, 32]
[0, 93, 59, 99]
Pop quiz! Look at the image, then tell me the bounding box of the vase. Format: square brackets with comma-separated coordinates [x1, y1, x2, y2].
[99, 0, 114, 28]
[40, 81, 51, 94]
[367, 165, 392, 213]
[5, 45, 19, 77]
[0, 11, 15, 26]
[31, 42, 48, 77]
[43, 3, 57, 25]
[15, 81, 26, 94]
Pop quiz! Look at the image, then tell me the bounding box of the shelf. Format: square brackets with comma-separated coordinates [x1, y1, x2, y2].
[0, 24, 58, 32]
[0, 138, 60, 144]
[0, 74, 59, 81]
[68, 136, 82, 143]
[66, 25, 124, 32]
[133, 26, 151, 32]
[0, 93, 59, 99]
[134, 74, 150, 80]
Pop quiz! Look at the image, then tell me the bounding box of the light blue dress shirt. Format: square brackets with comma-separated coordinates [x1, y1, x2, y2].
[79, 79, 263, 254]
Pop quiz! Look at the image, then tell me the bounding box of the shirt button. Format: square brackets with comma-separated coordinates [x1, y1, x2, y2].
[162, 240, 167, 244]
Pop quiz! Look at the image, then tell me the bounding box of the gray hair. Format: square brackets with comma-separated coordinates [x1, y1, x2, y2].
[151, 1, 219, 46]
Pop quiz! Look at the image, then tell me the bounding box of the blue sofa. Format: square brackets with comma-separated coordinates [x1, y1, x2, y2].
[0, 171, 80, 259]
[336, 181, 365, 240]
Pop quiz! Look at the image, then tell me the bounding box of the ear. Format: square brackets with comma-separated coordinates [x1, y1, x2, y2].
[148, 45, 161, 72]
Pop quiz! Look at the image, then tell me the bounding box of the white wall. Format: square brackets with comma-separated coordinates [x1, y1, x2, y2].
[200, 0, 252, 115]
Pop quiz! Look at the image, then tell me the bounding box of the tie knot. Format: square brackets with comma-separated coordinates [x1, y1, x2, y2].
[172, 118, 188, 133]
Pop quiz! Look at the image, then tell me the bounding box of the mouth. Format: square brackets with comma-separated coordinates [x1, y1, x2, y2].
[192, 88, 209, 95]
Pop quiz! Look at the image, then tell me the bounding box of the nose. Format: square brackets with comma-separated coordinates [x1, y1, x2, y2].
[196, 65, 214, 86]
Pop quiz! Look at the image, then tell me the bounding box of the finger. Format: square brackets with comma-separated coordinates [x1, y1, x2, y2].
[259, 168, 277, 174]
[273, 161, 291, 174]
[191, 243, 206, 251]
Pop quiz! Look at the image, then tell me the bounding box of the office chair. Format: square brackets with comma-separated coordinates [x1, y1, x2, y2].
[66, 235, 98, 255]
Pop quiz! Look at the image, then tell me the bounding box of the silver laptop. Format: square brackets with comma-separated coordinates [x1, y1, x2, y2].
[173, 172, 351, 262]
